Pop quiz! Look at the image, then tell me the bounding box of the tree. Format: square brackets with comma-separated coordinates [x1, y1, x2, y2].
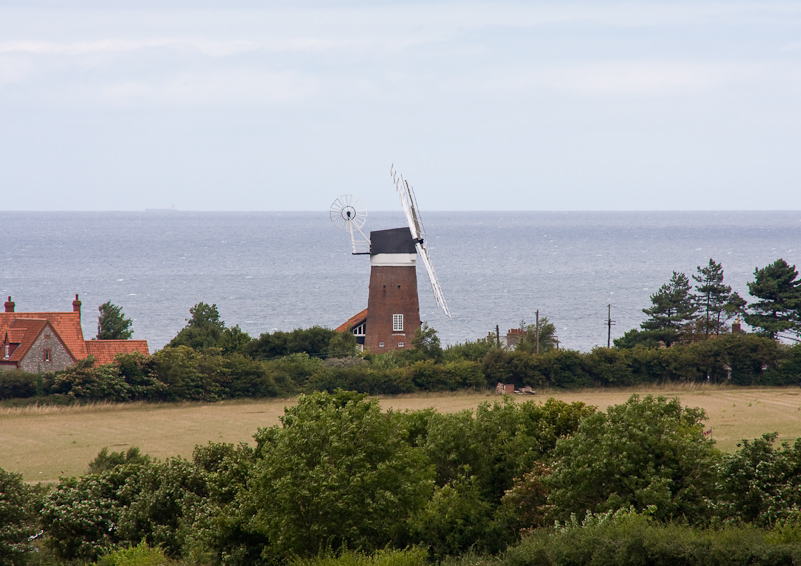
[692, 259, 746, 337]
[326, 328, 360, 358]
[714, 433, 801, 526]
[249, 391, 434, 559]
[0, 468, 39, 566]
[745, 259, 801, 339]
[96, 301, 133, 340]
[246, 326, 337, 360]
[168, 302, 226, 350]
[516, 316, 558, 353]
[411, 322, 444, 361]
[641, 272, 696, 346]
[545, 395, 719, 524]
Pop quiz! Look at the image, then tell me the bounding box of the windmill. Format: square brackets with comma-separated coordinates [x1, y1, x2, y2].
[331, 165, 451, 353]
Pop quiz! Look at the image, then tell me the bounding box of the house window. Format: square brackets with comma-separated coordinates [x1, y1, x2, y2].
[393, 314, 404, 332]
[398, 342, 405, 348]
[43, 349, 51, 362]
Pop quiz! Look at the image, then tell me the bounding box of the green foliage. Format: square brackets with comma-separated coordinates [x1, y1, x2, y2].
[408, 474, 497, 559]
[613, 328, 667, 349]
[422, 398, 595, 505]
[692, 259, 746, 337]
[410, 322, 444, 362]
[218, 325, 253, 356]
[0, 370, 38, 399]
[641, 271, 697, 345]
[247, 326, 337, 360]
[502, 508, 801, 566]
[249, 390, 435, 560]
[326, 329, 360, 359]
[152, 346, 224, 401]
[89, 446, 150, 474]
[545, 395, 719, 524]
[97, 301, 134, 340]
[516, 317, 558, 354]
[290, 548, 429, 566]
[51, 357, 131, 402]
[0, 467, 40, 566]
[94, 540, 169, 566]
[168, 302, 227, 350]
[115, 458, 209, 556]
[42, 465, 143, 561]
[715, 433, 801, 526]
[745, 258, 801, 339]
[443, 339, 494, 362]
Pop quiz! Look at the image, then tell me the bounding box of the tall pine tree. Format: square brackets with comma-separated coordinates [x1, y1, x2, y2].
[744, 259, 801, 339]
[692, 259, 746, 337]
[96, 301, 133, 340]
[641, 271, 696, 346]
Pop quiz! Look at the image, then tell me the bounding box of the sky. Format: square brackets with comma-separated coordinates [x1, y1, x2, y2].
[1, 1, 800, 211]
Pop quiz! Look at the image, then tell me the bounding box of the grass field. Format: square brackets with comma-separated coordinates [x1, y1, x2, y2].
[3, 385, 801, 482]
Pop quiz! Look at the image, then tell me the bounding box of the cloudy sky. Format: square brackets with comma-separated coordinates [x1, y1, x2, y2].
[1, 1, 800, 211]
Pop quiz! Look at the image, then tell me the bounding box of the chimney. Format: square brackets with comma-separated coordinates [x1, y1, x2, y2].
[72, 294, 82, 316]
[4, 296, 14, 313]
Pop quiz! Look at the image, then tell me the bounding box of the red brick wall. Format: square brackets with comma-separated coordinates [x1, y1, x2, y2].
[365, 265, 421, 353]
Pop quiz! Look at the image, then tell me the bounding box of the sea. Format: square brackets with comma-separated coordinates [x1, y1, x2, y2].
[0, 211, 799, 352]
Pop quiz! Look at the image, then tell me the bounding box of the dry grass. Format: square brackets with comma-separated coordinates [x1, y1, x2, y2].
[3, 385, 801, 482]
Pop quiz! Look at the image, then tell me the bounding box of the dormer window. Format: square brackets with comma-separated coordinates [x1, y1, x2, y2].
[3, 345, 8, 359]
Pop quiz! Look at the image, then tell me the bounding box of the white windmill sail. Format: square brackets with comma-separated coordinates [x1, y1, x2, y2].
[329, 195, 370, 254]
[391, 165, 452, 318]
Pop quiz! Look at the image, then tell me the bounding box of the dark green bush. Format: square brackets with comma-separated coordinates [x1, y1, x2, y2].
[0, 371, 38, 399]
[502, 509, 801, 566]
[545, 395, 719, 525]
[0, 467, 40, 566]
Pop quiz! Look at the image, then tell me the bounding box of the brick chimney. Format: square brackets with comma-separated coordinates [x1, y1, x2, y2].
[4, 296, 14, 313]
[72, 294, 82, 316]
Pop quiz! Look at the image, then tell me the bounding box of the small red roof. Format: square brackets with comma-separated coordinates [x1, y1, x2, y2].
[85, 340, 150, 366]
[335, 308, 368, 332]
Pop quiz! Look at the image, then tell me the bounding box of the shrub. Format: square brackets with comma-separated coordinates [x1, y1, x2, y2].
[715, 433, 801, 526]
[0, 371, 38, 399]
[502, 509, 801, 566]
[249, 391, 434, 560]
[290, 548, 429, 566]
[89, 447, 150, 474]
[95, 540, 169, 566]
[0, 467, 40, 566]
[545, 395, 719, 525]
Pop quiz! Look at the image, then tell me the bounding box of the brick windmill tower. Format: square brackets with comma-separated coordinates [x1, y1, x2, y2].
[331, 166, 451, 353]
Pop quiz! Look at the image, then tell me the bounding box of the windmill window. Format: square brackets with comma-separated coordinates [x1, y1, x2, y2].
[379, 342, 385, 348]
[398, 342, 405, 348]
[393, 314, 404, 332]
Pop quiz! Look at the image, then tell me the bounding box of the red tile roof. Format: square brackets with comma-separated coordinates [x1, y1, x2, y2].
[85, 340, 150, 366]
[335, 308, 368, 333]
[5, 319, 49, 363]
[0, 311, 87, 359]
[6, 328, 27, 343]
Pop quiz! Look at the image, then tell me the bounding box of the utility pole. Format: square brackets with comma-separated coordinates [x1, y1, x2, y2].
[607, 304, 616, 348]
[536, 309, 540, 354]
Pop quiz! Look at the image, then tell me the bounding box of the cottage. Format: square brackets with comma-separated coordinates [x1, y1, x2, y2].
[0, 295, 149, 372]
